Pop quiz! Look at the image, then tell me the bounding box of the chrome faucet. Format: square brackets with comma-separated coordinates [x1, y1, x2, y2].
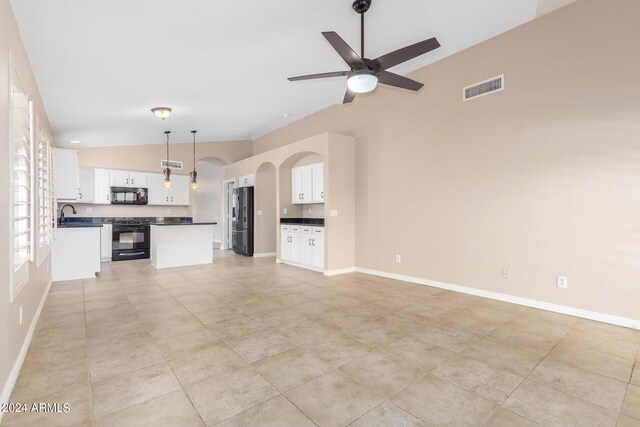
[58, 204, 77, 224]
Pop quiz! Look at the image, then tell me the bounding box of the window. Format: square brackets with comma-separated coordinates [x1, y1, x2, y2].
[9, 63, 33, 299]
[37, 121, 53, 264]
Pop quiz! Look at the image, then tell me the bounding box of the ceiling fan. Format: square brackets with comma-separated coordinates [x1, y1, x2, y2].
[288, 0, 441, 104]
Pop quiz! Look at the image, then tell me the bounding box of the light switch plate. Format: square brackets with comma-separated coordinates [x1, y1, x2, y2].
[330, 209, 338, 217]
[257, 210, 263, 216]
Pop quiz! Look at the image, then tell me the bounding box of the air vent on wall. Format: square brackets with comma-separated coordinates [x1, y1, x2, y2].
[463, 74, 504, 101]
[161, 160, 183, 169]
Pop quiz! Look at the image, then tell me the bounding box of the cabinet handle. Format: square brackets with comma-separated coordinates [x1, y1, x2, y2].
[321, 191, 324, 198]
[309, 238, 312, 246]
[171, 196, 174, 202]
[107, 194, 109, 201]
[312, 239, 315, 246]
[301, 193, 304, 200]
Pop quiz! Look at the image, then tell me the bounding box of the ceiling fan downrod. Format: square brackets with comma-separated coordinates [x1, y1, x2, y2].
[352, 0, 371, 60]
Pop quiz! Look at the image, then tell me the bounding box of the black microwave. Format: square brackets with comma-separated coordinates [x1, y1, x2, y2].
[110, 187, 148, 205]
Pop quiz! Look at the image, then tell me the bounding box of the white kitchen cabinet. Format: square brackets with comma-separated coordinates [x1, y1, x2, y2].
[311, 227, 324, 269]
[100, 224, 112, 261]
[292, 163, 324, 204]
[280, 224, 323, 271]
[79, 167, 94, 203]
[53, 148, 79, 201]
[110, 171, 147, 188]
[280, 225, 291, 261]
[94, 168, 111, 204]
[238, 174, 254, 187]
[52, 227, 101, 280]
[148, 173, 190, 205]
[289, 226, 301, 263]
[311, 163, 325, 203]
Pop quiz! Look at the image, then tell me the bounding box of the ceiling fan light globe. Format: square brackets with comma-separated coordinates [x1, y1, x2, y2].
[347, 71, 378, 94]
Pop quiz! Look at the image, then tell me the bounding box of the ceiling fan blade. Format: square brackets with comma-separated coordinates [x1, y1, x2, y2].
[322, 31, 365, 69]
[343, 89, 356, 104]
[288, 71, 350, 82]
[378, 71, 424, 91]
[369, 37, 440, 71]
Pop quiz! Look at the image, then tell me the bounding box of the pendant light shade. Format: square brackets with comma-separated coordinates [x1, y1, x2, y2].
[190, 130, 199, 190]
[151, 107, 172, 120]
[163, 131, 173, 188]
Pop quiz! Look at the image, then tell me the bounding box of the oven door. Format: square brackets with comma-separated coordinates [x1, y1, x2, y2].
[112, 225, 150, 251]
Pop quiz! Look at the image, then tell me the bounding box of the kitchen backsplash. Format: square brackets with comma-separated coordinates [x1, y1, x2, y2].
[61, 204, 189, 219]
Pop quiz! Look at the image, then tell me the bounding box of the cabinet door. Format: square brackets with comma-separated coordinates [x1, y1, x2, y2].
[78, 167, 94, 203]
[128, 172, 148, 188]
[291, 167, 302, 204]
[280, 226, 290, 261]
[109, 171, 129, 187]
[300, 228, 313, 266]
[170, 175, 190, 205]
[53, 149, 79, 200]
[289, 227, 301, 263]
[94, 169, 111, 204]
[312, 229, 325, 270]
[312, 163, 325, 203]
[100, 224, 112, 261]
[300, 166, 313, 203]
[148, 173, 169, 205]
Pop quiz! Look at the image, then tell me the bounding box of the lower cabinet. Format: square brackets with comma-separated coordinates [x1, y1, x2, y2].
[100, 224, 112, 261]
[280, 225, 324, 271]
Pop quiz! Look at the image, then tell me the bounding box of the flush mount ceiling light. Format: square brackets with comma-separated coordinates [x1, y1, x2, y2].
[151, 107, 172, 120]
[69, 140, 80, 144]
[287, 0, 440, 103]
[189, 130, 199, 190]
[162, 130, 173, 188]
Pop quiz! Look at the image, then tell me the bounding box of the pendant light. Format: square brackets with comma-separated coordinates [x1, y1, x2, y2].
[163, 130, 173, 188]
[189, 130, 199, 190]
[151, 107, 172, 120]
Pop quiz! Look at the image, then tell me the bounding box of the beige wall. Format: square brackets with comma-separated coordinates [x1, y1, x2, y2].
[252, 0, 640, 321]
[0, 0, 56, 409]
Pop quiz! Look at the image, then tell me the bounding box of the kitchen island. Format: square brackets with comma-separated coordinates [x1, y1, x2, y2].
[150, 222, 217, 269]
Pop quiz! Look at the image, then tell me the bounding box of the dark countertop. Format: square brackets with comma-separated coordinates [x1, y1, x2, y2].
[280, 218, 324, 226]
[58, 223, 103, 228]
[151, 222, 217, 226]
[60, 216, 194, 226]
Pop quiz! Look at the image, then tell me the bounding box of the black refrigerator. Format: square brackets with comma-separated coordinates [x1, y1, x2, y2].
[232, 186, 254, 256]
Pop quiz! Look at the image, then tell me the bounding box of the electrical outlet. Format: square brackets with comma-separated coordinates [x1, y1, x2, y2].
[257, 210, 263, 216]
[501, 268, 511, 279]
[330, 209, 338, 217]
[166, 208, 171, 214]
[19, 306, 23, 325]
[557, 276, 568, 289]
[283, 208, 288, 214]
[86, 207, 92, 213]
[308, 208, 312, 214]
[395, 254, 401, 263]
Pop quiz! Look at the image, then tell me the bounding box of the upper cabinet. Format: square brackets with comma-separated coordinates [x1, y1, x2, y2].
[148, 173, 190, 206]
[238, 174, 254, 187]
[292, 162, 324, 204]
[94, 168, 111, 204]
[109, 171, 148, 188]
[78, 167, 94, 203]
[53, 148, 79, 201]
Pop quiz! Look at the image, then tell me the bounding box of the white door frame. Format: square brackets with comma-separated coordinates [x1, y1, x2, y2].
[222, 179, 236, 250]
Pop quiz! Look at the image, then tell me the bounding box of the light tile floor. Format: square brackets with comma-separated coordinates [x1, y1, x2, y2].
[4, 251, 640, 426]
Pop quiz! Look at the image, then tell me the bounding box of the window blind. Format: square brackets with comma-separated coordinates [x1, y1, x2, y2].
[37, 123, 52, 263]
[11, 73, 32, 291]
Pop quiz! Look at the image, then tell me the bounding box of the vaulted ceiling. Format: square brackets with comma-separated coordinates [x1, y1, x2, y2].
[11, 0, 573, 147]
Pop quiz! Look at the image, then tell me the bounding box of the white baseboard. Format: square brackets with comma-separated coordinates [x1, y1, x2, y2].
[281, 260, 324, 273]
[0, 279, 52, 422]
[254, 252, 276, 258]
[324, 267, 356, 276]
[356, 267, 640, 330]
[275, 258, 282, 264]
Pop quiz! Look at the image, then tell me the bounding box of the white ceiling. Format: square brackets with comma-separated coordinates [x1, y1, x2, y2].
[11, 0, 555, 147]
